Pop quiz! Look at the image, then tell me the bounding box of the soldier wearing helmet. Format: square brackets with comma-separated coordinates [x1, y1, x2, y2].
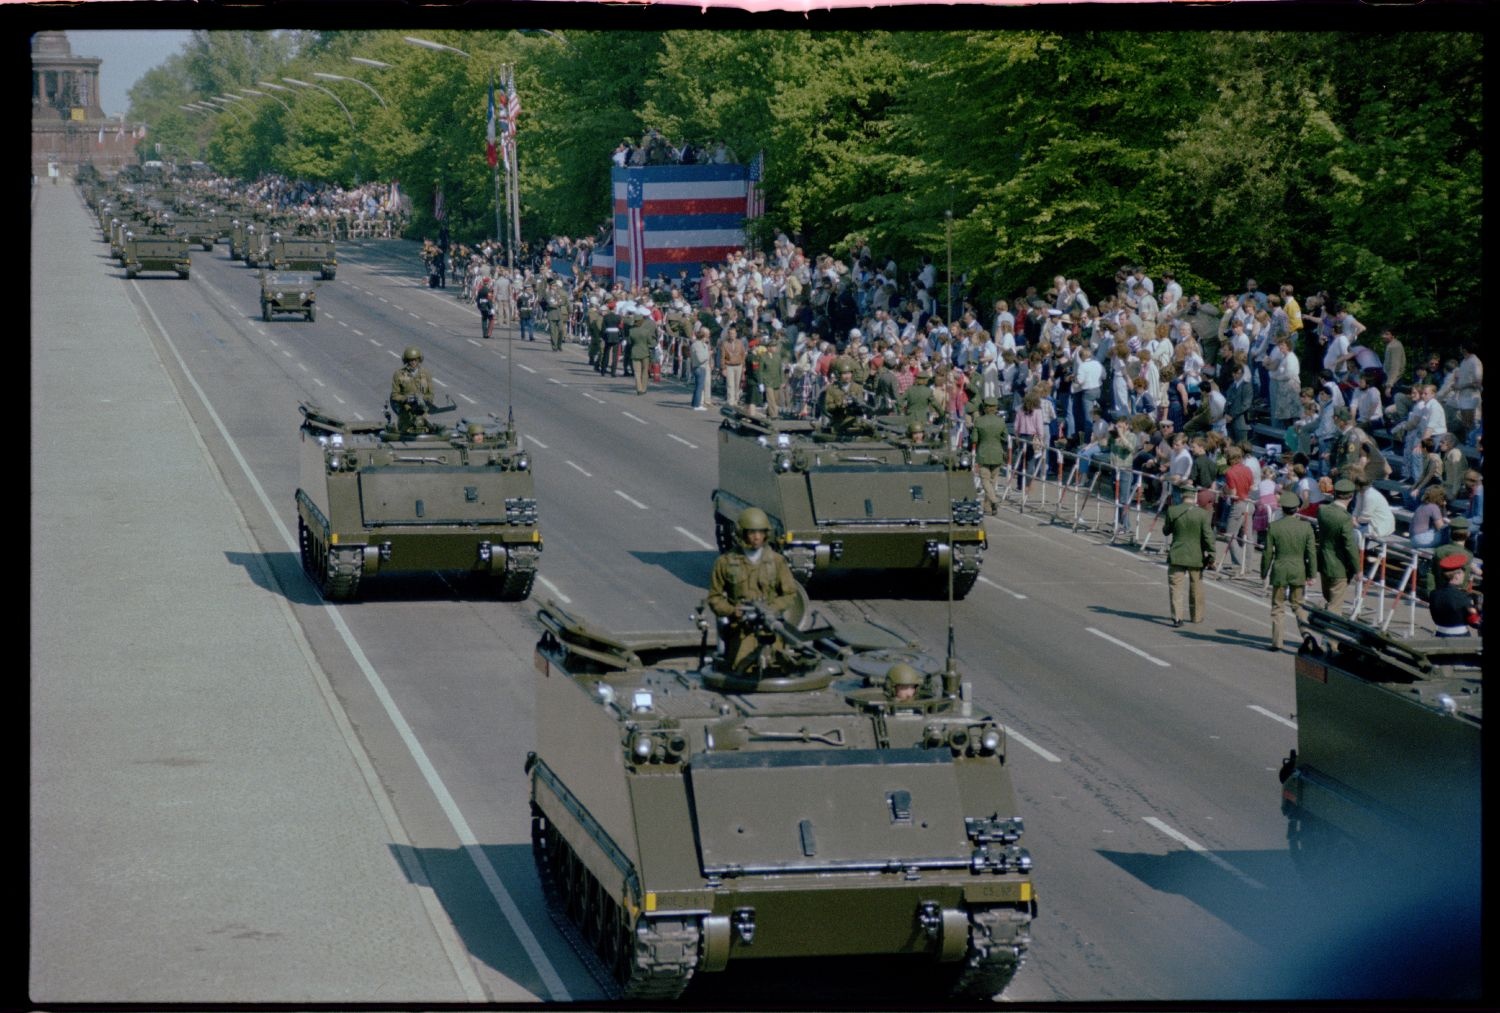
[883, 662, 925, 703]
[707, 507, 800, 672]
[390, 345, 436, 433]
[466, 422, 486, 444]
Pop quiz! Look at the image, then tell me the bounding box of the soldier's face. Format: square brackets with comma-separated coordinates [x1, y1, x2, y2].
[744, 529, 768, 549]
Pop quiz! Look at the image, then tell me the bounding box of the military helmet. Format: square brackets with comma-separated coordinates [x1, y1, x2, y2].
[402, 346, 424, 363]
[466, 422, 485, 438]
[736, 506, 772, 535]
[884, 662, 924, 694]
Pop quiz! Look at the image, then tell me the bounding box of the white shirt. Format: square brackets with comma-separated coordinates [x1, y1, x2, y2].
[1356, 487, 1396, 539]
[1323, 333, 1349, 372]
[1074, 358, 1104, 392]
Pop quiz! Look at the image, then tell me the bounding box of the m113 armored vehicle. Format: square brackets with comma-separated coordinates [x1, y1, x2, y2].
[526, 593, 1034, 1000]
[711, 408, 986, 597]
[296, 403, 542, 600]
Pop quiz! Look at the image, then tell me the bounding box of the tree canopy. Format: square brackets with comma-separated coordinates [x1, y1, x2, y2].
[132, 28, 1482, 349]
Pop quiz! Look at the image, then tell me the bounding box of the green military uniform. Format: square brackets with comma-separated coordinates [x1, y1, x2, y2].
[1163, 498, 1215, 624]
[758, 338, 787, 417]
[545, 283, 568, 351]
[629, 314, 655, 394]
[707, 546, 800, 672]
[1261, 495, 1318, 650]
[847, 352, 869, 387]
[872, 365, 901, 414]
[586, 307, 604, 367]
[1315, 488, 1362, 614]
[971, 401, 1009, 514]
[389, 363, 435, 433]
[900, 375, 937, 426]
[824, 379, 868, 433]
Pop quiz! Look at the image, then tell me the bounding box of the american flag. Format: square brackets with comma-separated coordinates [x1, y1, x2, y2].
[746, 149, 765, 220]
[505, 67, 519, 139]
[485, 77, 498, 168]
[624, 176, 645, 284]
[612, 165, 751, 283]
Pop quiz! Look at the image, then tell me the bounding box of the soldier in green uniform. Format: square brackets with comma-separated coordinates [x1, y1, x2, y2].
[707, 507, 801, 673]
[758, 330, 788, 417]
[389, 346, 436, 433]
[900, 370, 938, 429]
[970, 396, 1009, 515]
[883, 662, 925, 704]
[586, 303, 604, 368]
[1163, 487, 1216, 626]
[822, 360, 869, 435]
[600, 301, 623, 376]
[1261, 490, 1318, 651]
[545, 279, 568, 351]
[1315, 478, 1362, 614]
[871, 354, 902, 414]
[629, 311, 655, 394]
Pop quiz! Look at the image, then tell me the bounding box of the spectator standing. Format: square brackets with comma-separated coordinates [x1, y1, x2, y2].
[1451, 341, 1482, 442]
[690, 327, 713, 410]
[1163, 488, 1216, 627]
[1222, 445, 1256, 574]
[1261, 490, 1318, 652]
[1380, 329, 1406, 400]
[1269, 335, 1301, 429]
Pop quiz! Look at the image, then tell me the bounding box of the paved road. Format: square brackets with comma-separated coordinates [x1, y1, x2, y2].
[32, 179, 1476, 1004]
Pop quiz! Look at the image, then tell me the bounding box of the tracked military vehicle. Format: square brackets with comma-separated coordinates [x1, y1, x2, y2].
[120, 221, 191, 279]
[296, 403, 542, 600]
[1279, 608, 1480, 886]
[527, 594, 1034, 1000]
[711, 407, 986, 597]
[269, 230, 337, 279]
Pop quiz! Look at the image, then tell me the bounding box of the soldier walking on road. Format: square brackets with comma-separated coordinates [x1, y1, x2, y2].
[545, 279, 568, 351]
[970, 397, 1008, 515]
[1163, 488, 1215, 627]
[629, 311, 655, 395]
[1261, 491, 1317, 651]
[1315, 477, 1362, 614]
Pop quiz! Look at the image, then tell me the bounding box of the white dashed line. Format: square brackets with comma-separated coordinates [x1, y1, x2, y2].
[282, 349, 294, 358]
[1086, 627, 1170, 667]
[614, 490, 649, 510]
[333, 394, 346, 405]
[467, 338, 482, 348]
[1002, 726, 1061, 763]
[1142, 817, 1267, 890]
[518, 363, 536, 374]
[674, 526, 716, 550]
[536, 575, 572, 604]
[378, 296, 389, 303]
[621, 411, 648, 425]
[978, 575, 1027, 600]
[548, 377, 563, 385]
[355, 329, 367, 338]
[565, 460, 591, 477]
[525, 434, 549, 449]
[312, 377, 325, 387]
[433, 378, 450, 388]
[352, 412, 366, 421]
[266, 337, 280, 347]
[667, 433, 698, 449]
[581, 392, 605, 404]
[339, 320, 349, 328]
[409, 312, 421, 320]
[458, 393, 477, 404]
[1248, 705, 1297, 730]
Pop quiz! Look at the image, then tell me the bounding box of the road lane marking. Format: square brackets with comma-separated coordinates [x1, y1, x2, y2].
[312, 378, 325, 387]
[978, 575, 1027, 599]
[282, 349, 293, 358]
[354, 329, 367, 337]
[674, 526, 715, 550]
[518, 363, 536, 374]
[135, 296, 560, 1001]
[433, 378, 450, 388]
[297, 362, 308, 372]
[1086, 627, 1170, 667]
[339, 320, 349, 328]
[1142, 817, 1267, 891]
[524, 434, 548, 449]
[581, 392, 604, 404]
[621, 411, 648, 425]
[1248, 704, 1297, 729]
[565, 460, 591, 477]
[457, 393, 477, 404]
[667, 433, 698, 449]
[548, 377, 563, 385]
[614, 490, 649, 510]
[467, 338, 482, 348]
[409, 311, 421, 319]
[332, 394, 345, 404]
[536, 575, 572, 604]
[1002, 726, 1061, 762]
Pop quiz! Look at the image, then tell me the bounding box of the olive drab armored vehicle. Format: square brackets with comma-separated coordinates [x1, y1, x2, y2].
[269, 228, 337, 279]
[260, 271, 320, 322]
[296, 403, 542, 600]
[229, 218, 252, 261]
[1279, 608, 1480, 893]
[120, 219, 191, 279]
[527, 595, 1034, 1000]
[712, 407, 986, 597]
[243, 223, 273, 269]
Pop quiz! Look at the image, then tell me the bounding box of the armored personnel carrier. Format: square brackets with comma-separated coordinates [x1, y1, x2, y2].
[121, 221, 191, 279]
[269, 229, 337, 280]
[711, 407, 986, 597]
[1279, 608, 1480, 886]
[296, 403, 542, 600]
[527, 595, 1034, 1000]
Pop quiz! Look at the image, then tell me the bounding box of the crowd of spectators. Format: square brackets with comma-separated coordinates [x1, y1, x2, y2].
[176, 174, 410, 236]
[610, 130, 737, 168]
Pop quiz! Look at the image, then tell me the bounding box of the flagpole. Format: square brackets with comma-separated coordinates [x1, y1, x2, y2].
[507, 65, 522, 270]
[490, 70, 503, 254]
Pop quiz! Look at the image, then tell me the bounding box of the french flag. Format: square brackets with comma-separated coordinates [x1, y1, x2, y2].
[612, 164, 750, 284]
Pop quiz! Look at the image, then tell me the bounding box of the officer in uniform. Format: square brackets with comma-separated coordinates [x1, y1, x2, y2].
[883, 662, 925, 704]
[390, 346, 436, 433]
[585, 302, 605, 368]
[707, 507, 801, 674]
[970, 396, 1009, 515]
[1261, 490, 1317, 651]
[628, 310, 655, 394]
[1163, 487, 1215, 626]
[900, 369, 938, 427]
[600, 302, 623, 376]
[871, 353, 901, 414]
[1315, 478, 1362, 613]
[545, 279, 568, 351]
[516, 281, 537, 341]
[1429, 552, 1477, 637]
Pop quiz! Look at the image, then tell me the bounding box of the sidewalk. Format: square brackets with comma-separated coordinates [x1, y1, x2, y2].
[29, 181, 481, 1002]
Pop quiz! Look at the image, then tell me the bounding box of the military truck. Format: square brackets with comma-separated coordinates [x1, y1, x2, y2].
[260, 271, 320, 322]
[711, 407, 986, 598]
[527, 594, 1034, 1000]
[120, 223, 191, 279]
[269, 231, 337, 280]
[296, 403, 542, 600]
[1279, 608, 1480, 888]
